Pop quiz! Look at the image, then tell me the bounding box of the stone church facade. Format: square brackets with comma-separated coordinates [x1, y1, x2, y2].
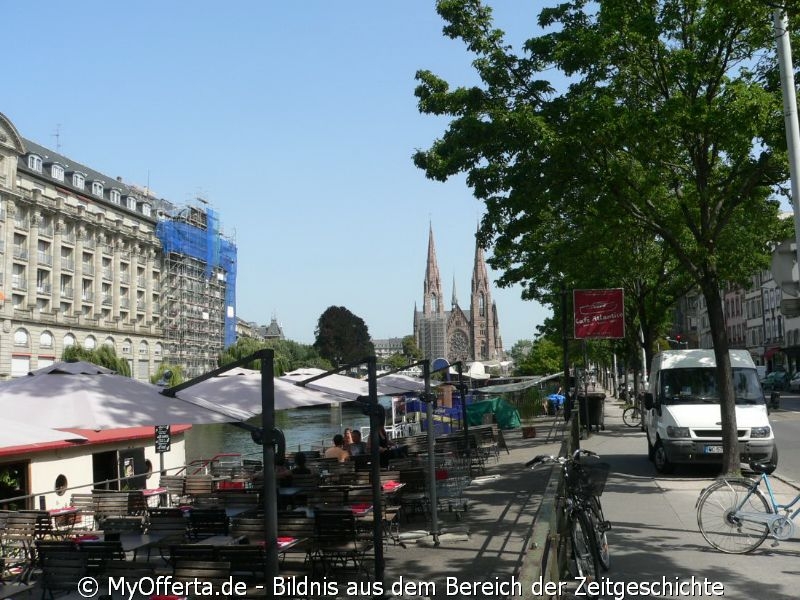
[413, 226, 504, 363]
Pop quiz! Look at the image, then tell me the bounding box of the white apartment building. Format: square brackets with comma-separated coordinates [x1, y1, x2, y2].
[0, 112, 235, 380]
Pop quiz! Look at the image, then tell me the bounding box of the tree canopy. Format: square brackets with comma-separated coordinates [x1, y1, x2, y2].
[313, 306, 375, 366]
[415, 0, 794, 473]
[62, 344, 131, 377]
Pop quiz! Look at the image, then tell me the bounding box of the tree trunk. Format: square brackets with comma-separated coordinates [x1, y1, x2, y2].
[702, 281, 740, 475]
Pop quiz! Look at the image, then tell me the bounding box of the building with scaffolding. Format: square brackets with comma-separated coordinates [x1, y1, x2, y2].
[155, 203, 237, 378]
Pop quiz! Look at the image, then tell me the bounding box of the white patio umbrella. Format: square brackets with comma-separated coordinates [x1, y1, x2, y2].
[0, 360, 250, 429]
[173, 367, 343, 413]
[1, 420, 88, 449]
[279, 367, 426, 400]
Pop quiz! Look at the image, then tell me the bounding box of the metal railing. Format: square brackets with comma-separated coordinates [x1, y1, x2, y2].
[515, 410, 580, 599]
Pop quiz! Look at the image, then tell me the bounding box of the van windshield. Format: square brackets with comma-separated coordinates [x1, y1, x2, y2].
[659, 367, 764, 405]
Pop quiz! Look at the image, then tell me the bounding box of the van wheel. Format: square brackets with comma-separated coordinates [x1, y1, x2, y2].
[647, 436, 655, 461]
[653, 440, 675, 474]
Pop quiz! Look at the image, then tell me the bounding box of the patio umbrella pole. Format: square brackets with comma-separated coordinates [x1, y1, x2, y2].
[424, 360, 439, 545]
[456, 363, 470, 470]
[261, 350, 279, 587]
[366, 356, 386, 594]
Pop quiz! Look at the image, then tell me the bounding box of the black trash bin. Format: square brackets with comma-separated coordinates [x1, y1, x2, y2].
[577, 392, 605, 433]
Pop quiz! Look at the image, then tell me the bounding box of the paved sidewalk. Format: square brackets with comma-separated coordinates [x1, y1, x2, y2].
[381, 392, 800, 600]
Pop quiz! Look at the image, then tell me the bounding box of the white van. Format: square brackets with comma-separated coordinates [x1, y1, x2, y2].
[643, 349, 777, 473]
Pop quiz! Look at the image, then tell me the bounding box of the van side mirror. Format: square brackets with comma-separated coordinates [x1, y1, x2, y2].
[643, 392, 654, 411]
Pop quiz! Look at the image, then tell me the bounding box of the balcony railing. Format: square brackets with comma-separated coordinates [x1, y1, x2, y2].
[12, 276, 26, 290]
[39, 224, 54, 238]
[62, 231, 76, 244]
[119, 273, 130, 285]
[14, 217, 30, 230]
[36, 283, 51, 295]
[102, 269, 112, 281]
[102, 295, 112, 306]
[82, 264, 94, 276]
[37, 252, 53, 266]
[61, 258, 75, 272]
[119, 297, 130, 309]
[82, 237, 95, 249]
[81, 292, 94, 303]
[13, 246, 28, 260]
[61, 287, 73, 299]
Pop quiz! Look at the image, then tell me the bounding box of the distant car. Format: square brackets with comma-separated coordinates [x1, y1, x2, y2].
[761, 371, 790, 391]
[789, 372, 800, 392]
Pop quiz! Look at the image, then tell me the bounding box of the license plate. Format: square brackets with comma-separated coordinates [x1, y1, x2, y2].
[704, 445, 723, 454]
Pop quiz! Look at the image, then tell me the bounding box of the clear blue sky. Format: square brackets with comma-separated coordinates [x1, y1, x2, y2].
[5, 1, 550, 349]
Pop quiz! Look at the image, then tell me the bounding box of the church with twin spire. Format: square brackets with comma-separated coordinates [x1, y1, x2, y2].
[413, 226, 504, 364]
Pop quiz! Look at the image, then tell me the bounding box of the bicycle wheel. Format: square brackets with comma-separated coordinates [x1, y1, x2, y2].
[696, 478, 771, 553]
[622, 407, 641, 428]
[570, 511, 600, 586]
[587, 495, 610, 571]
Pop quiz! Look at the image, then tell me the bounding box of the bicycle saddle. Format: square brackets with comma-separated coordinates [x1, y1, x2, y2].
[749, 460, 776, 474]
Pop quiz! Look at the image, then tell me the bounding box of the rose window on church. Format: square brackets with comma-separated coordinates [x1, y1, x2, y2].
[449, 330, 470, 363]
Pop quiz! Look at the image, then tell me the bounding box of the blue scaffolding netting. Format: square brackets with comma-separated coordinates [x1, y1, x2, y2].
[156, 207, 237, 348]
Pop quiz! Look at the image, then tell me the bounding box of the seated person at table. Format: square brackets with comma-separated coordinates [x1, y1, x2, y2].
[291, 452, 312, 475]
[348, 430, 367, 457]
[370, 425, 409, 467]
[324, 434, 350, 463]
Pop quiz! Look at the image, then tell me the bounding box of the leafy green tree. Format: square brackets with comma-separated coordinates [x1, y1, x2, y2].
[313, 306, 375, 366]
[515, 338, 562, 376]
[150, 363, 185, 386]
[401, 335, 423, 361]
[62, 344, 131, 377]
[415, 0, 792, 473]
[509, 340, 533, 366]
[218, 337, 330, 375]
[384, 353, 410, 369]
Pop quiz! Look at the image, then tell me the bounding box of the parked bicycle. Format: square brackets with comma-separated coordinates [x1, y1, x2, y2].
[527, 448, 611, 586]
[622, 403, 642, 428]
[696, 459, 791, 554]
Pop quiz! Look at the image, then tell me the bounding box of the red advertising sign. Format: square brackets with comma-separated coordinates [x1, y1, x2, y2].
[574, 288, 625, 339]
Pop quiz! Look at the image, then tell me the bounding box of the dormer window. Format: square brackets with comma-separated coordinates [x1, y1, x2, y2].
[91, 181, 104, 197]
[72, 172, 85, 189]
[51, 164, 64, 181]
[109, 189, 121, 205]
[126, 196, 136, 211]
[28, 155, 42, 172]
[141, 203, 151, 217]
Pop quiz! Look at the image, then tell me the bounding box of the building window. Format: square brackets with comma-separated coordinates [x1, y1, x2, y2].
[64, 333, 76, 348]
[28, 155, 42, 172]
[40, 331, 53, 348]
[85, 335, 96, 350]
[55, 474, 68, 496]
[72, 173, 85, 189]
[51, 164, 64, 181]
[13, 329, 29, 347]
[110, 189, 121, 205]
[126, 196, 136, 211]
[122, 338, 132, 355]
[91, 181, 104, 197]
[142, 203, 151, 217]
[138, 340, 148, 355]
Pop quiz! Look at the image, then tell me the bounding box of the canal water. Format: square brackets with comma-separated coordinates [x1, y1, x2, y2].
[184, 403, 371, 464]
